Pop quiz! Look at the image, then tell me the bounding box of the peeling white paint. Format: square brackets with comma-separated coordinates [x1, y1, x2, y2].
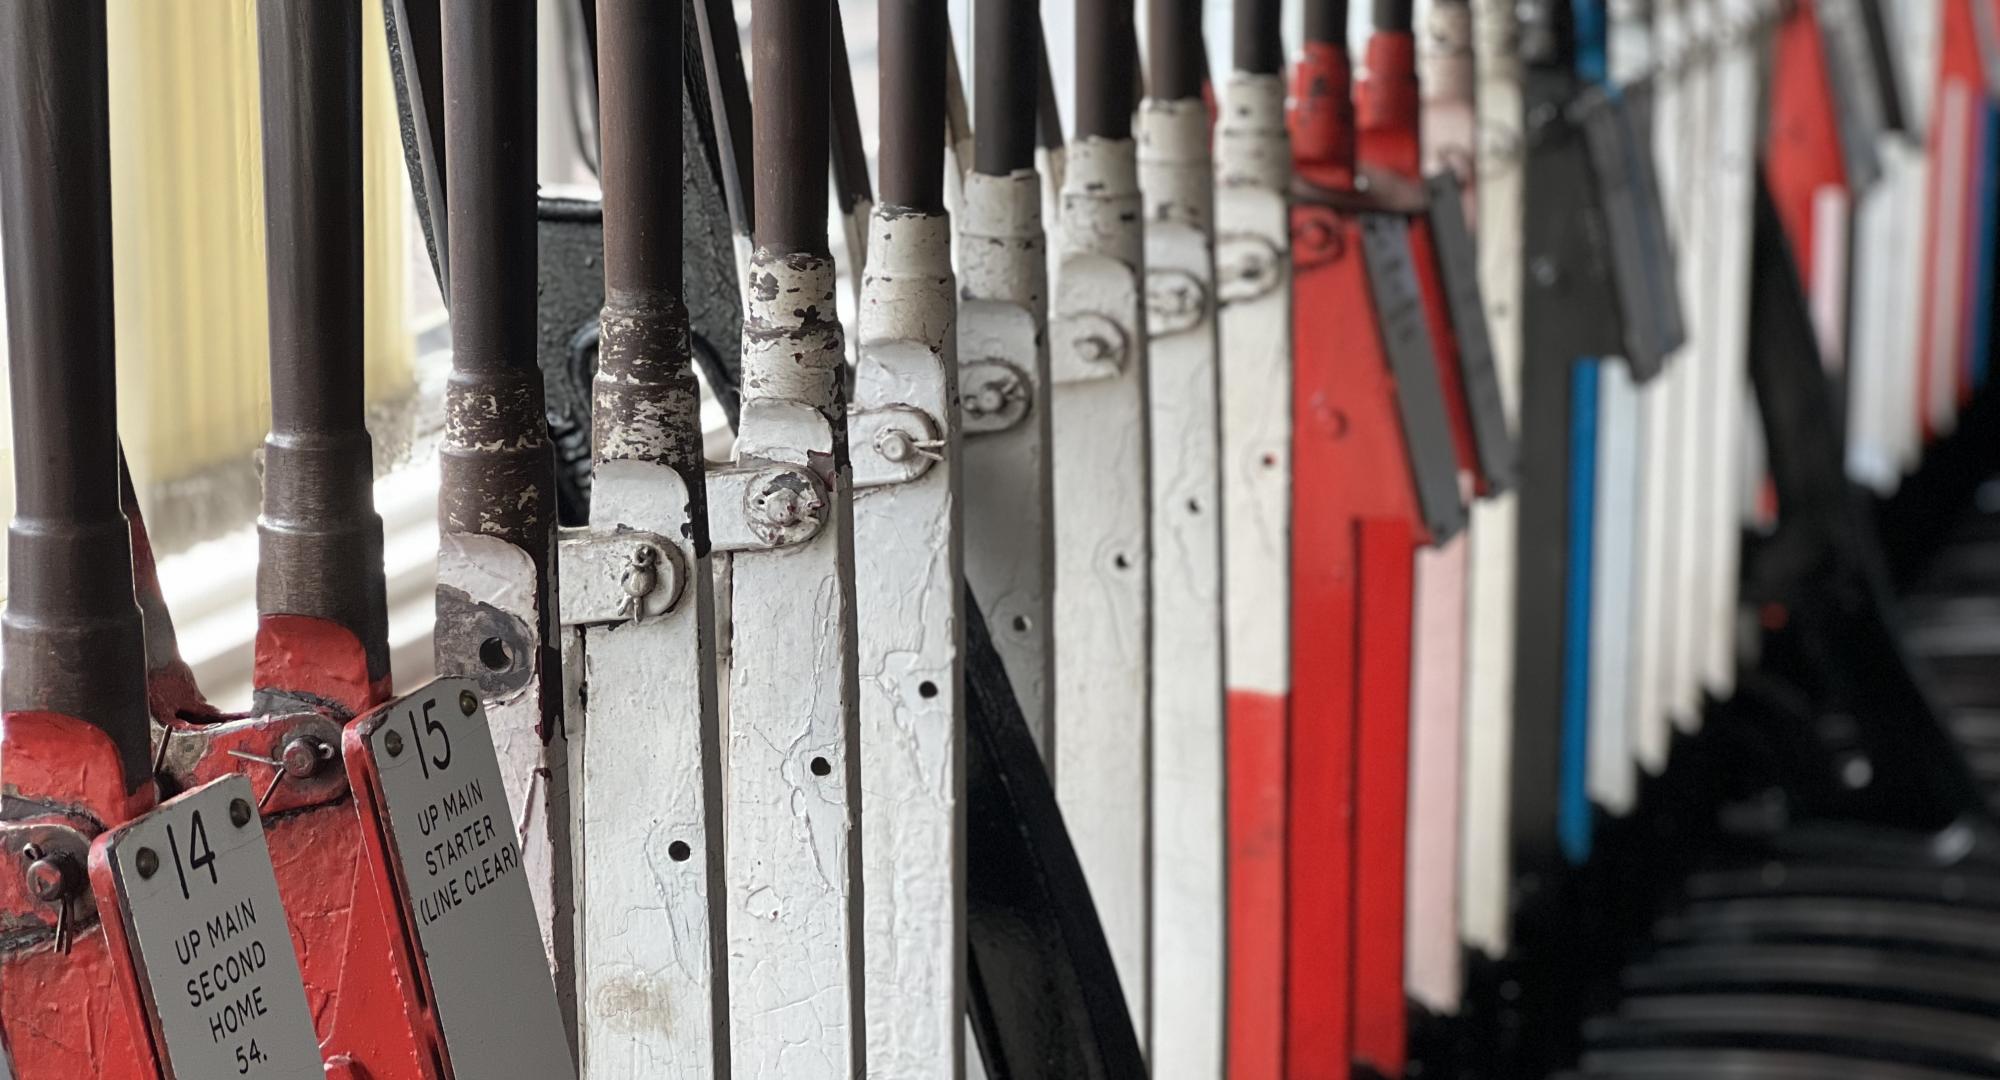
[849, 208, 965, 1080]
[1050, 135, 1153, 1040]
[957, 170, 1056, 759]
[437, 532, 567, 977]
[574, 458, 729, 1080]
[726, 249, 865, 1080]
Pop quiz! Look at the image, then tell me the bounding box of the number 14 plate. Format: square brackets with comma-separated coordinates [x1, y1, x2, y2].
[100, 774, 324, 1079]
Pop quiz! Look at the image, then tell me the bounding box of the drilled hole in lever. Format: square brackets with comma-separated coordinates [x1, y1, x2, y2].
[479, 637, 512, 672]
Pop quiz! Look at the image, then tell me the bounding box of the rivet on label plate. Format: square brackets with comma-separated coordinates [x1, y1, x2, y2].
[136, 847, 160, 880]
[385, 730, 405, 757]
[230, 798, 254, 828]
[459, 690, 479, 716]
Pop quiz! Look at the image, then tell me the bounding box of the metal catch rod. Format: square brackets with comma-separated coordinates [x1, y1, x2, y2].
[0, 0, 151, 789]
[254, 0, 391, 712]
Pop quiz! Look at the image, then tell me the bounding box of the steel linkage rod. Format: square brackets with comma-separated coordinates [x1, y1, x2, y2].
[570, 1, 731, 1073]
[1374, 0, 1416, 31]
[0, 0, 150, 788]
[1052, 0, 1154, 1048]
[1234, 0, 1285, 74]
[879, 0, 947, 209]
[728, 0, 865, 1073]
[1148, 0, 1204, 101]
[975, 0, 1040, 177]
[255, 0, 391, 714]
[752, 2, 832, 259]
[830, 2, 873, 283]
[1076, 0, 1137, 141]
[694, 0, 755, 246]
[1307, 0, 1351, 46]
[854, 2, 964, 1073]
[1037, 26, 1066, 156]
[1140, 0, 1226, 1071]
[1214, 0, 1297, 1072]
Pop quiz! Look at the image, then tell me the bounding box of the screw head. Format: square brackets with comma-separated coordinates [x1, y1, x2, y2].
[385, 730, 405, 757]
[25, 854, 74, 903]
[280, 736, 326, 779]
[230, 798, 254, 828]
[459, 690, 478, 716]
[136, 848, 160, 880]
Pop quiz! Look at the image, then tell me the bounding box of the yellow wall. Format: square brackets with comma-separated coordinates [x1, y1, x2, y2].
[104, 0, 413, 489]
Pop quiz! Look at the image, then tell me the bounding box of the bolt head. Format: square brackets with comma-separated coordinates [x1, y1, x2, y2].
[877, 429, 915, 463]
[25, 855, 73, 903]
[385, 730, 405, 757]
[135, 847, 160, 880]
[459, 690, 479, 716]
[280, 736, 326, 779]
[759, 489, 804, 527]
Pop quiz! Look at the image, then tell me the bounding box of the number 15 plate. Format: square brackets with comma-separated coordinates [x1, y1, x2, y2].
[347, 677, 576, 1079]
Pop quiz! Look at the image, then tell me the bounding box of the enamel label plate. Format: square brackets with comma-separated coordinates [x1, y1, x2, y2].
[357, 678, 577, 1080]
[104, 774, 323, 1079]
[1359, 211, 1469, 542]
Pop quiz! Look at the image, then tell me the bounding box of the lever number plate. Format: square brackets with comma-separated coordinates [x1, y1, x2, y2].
[1425, 172, 1518, 493]
[352, 678, 577, 1080]
[1359, 211, 1469, 543]
[103, 775, 323, 1079]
